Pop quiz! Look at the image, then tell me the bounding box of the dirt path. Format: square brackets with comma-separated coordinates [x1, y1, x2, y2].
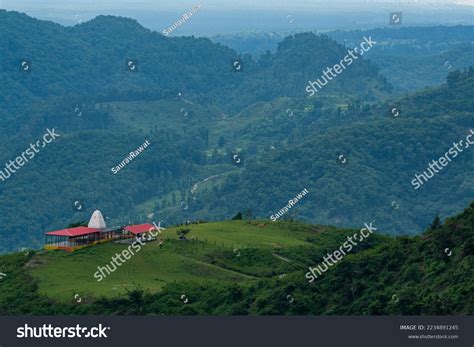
[272, 253, 291, 262]
[190, 174, 221, 195]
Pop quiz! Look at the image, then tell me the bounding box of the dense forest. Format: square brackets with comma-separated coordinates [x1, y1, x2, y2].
[213, 25, 474, 91]
[190, 69, 474, 234]
[0, 10, 472, 254]
[0, 10, 390, 116]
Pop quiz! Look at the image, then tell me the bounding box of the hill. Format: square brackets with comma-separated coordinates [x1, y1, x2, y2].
[0, 10, 391, 253]
[0, 201, 472, 315]
[0, 10, 389, 117]
[328, 26, 474, 91]
[212, 26, 474, 91]
[189, 69, 474, 234]
[0, 11, 472, 254]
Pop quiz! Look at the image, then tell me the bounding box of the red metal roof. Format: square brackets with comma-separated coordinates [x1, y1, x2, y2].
[123, 223, 155, 235]
[45, 226, 100, 237]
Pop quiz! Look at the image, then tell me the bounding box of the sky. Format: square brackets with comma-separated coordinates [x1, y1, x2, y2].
[2, 0, 472, 9]
[1, 0, 472, 35]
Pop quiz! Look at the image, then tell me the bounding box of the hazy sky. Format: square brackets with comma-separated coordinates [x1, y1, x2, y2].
[2, 0, 472, 11]
[1, 0, 472, 35]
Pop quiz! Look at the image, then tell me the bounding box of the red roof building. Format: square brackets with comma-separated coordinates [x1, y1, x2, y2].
[44, 211, 159, 252]
[45, 226, 99, 237]
[123, 223, 155, 235]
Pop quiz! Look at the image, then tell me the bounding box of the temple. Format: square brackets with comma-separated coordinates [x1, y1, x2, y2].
[44, 210, 158, 252]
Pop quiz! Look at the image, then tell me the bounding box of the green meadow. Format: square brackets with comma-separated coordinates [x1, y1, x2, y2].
[28, 220, 314, 302]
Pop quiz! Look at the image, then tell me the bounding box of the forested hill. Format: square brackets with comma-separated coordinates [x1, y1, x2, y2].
[0, 10, 391, 253]
[0, 10, 471, 254]
[212, 25, 474, 91]
[0, 10, 389, 117]
[192, 69, 474, 234]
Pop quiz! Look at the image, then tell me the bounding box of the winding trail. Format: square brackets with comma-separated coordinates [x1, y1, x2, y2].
[190, 174, 221, 195]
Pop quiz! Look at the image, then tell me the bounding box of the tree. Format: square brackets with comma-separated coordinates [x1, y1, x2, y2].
[232, 212, 243, 220]
[218, 135, 226, 148]
[243, 209, 253, 222]
[171, 192, 176, 206]
[177, 228, 191, 240]
[430, 215, 441, 230]
[447, 70, 462, 87]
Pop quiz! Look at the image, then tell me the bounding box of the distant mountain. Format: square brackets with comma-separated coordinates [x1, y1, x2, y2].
[212, 26, 474, 91]
[0, 10, 389, 117]
[328, 26, 474, 91]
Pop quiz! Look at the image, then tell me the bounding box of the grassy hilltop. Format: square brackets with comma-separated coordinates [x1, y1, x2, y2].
[0, 202, 472, 315]
[29, 220, 312, 300]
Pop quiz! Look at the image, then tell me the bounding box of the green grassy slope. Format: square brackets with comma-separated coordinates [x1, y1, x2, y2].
[27, 221, 313, 301]
[0, 201, 472, 315]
